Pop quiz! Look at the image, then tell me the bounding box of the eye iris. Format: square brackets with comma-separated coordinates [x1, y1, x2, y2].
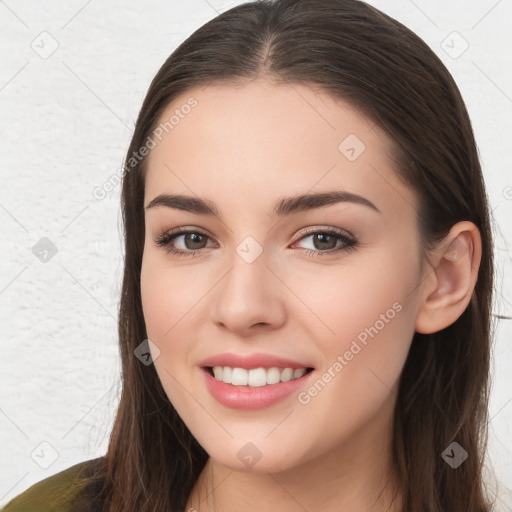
[185, 233, 206, 250]
[313, 233, 337, 250]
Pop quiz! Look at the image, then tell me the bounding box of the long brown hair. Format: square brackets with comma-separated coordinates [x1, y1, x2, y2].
[76, 0, 495, 510]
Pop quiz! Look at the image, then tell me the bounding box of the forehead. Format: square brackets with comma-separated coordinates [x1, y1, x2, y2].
[143, 80, 417, 220]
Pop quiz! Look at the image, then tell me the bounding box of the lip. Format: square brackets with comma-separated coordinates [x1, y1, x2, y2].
[202, 367, 315, 410]
[199, 352, 312, 370]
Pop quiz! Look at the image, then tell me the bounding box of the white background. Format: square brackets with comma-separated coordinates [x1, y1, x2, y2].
[1, 0, 511, 509]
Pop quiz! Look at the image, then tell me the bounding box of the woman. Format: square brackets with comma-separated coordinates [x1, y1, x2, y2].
[4, 0, 495, 510]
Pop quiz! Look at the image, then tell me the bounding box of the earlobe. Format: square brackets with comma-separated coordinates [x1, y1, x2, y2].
[415, 221, 482, 334]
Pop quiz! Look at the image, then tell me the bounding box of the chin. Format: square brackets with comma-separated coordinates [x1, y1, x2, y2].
[210, 452, 294, 474]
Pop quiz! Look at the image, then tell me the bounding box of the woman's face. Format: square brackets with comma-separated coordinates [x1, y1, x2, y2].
[140, 80, 426, 473]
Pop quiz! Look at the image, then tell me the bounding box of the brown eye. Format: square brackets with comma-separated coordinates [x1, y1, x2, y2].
[294, 228, 357, 257]
[182, 233, 208, 250]
[154, 229, 215, 257]
[310, 233, 339, 251]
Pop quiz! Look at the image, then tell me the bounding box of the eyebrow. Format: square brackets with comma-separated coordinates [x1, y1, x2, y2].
[144, 190, 380, 217]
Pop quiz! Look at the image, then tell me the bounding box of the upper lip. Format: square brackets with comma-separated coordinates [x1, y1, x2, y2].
[200, 352, 313, 370]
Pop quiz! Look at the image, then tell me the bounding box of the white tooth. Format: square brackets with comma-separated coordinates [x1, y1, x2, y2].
[294, 368, 306, 379]
[215, 366, 308, 386]
[266, 367, 281, 385]
[248, 368, 267, 387]
[222, 366, 233, 384]
[281, 367, 294, 382]
[231, 367, 248, 386]
[212, 366, 223, 381]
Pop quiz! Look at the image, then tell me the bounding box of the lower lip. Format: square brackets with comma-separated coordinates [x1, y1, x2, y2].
[202, 368, 314, 410]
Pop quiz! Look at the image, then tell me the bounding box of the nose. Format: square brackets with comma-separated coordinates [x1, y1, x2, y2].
[211, 247, 287, 336]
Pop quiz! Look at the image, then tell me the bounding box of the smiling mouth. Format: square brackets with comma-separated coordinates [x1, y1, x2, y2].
[204, 366, 314, 387]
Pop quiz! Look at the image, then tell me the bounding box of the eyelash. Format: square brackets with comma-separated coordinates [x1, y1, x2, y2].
[154, 226, 357, 258]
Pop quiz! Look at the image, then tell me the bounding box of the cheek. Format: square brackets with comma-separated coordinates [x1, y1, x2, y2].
[140, 248, 219, 393]
[140, 250, 206, 341]
[288, 247, 418, 425]
[141, 264, 172, 343]
[288, 244, 418, 342]
[140, 253, 203, 413]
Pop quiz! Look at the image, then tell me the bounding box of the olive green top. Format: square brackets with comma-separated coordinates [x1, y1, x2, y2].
[2, 458, 102, 512]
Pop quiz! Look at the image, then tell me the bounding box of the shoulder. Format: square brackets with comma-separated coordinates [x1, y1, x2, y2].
[2, 456, 106, 512]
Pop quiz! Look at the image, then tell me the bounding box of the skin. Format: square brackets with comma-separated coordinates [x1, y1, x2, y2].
[140, 80, 481, 511]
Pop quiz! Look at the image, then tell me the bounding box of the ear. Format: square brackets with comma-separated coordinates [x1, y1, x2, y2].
[415, 221, 482, 334]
